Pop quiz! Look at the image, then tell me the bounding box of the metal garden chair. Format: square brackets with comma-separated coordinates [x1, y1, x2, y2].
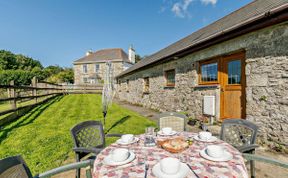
[70, 120, 123, 178]
[220, 119, 259, 178]
[157, 112, 188, 132]
[0, 155, 93, 178]
[242, 153, 288, 178]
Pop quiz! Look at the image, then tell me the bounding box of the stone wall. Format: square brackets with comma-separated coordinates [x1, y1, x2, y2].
[74, 61, 124, 84]
[116, 22, 288, 146]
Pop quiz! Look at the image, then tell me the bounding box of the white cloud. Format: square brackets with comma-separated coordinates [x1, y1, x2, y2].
[201, 0, 217, 5]
[171, 0, 193, 18]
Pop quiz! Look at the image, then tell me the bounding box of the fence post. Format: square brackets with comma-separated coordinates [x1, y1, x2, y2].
[9, 80, 17, 109]
[32, 77, 38, 103]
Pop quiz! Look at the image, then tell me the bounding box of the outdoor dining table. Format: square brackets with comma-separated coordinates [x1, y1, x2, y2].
[93, 132, 248, 178]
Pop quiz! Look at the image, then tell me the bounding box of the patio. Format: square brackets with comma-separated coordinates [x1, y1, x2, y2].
[1, 94, 287, 178]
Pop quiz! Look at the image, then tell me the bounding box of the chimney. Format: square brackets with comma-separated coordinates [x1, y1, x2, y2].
[86, 49, 93, 56]
[128, 45, 135, 64]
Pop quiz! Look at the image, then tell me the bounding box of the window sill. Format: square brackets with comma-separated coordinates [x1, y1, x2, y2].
[164, 86, 175, 89]
[194, 84, 220, 89]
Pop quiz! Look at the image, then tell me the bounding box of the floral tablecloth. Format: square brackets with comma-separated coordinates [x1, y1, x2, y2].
[93, 132, 248, 178]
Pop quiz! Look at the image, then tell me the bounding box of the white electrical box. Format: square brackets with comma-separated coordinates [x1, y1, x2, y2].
[203, 96, 215, 116]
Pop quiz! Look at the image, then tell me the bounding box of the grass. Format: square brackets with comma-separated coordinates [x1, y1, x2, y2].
[0, 94, 156, 174]
[0, 96, 49, 113]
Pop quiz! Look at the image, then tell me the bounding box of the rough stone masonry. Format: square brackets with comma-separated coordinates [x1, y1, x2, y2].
[116, 22, 288, 147]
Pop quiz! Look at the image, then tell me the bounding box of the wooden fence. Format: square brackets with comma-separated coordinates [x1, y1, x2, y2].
[0, 77, 102, 125]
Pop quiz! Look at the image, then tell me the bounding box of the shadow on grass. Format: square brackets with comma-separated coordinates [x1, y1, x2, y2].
[105, 115, 130, 134]
[0, 96, 63, 143]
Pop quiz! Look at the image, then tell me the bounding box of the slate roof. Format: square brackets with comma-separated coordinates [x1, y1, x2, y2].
[74, 48, 130, 64]
[117, 0, 288, 77]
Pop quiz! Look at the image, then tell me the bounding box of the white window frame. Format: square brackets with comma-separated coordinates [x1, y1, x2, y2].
[95, 64, 100, 73]
[83, 64, 88, 73]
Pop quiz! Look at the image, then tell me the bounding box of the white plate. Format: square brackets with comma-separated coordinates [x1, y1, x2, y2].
[152, 162, 189, 178]
[193, 135, 218, 142]
[103, 151, 136, 166]
[157, 130, 177, 136]
[116, 137, 139, 145]
[200, 148, 233, 162]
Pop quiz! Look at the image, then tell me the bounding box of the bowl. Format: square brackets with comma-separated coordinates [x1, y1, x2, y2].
[206, 145, 224, 158]
[160, 157, 181, 175]
[111, 148, 129, 162]
[121, 134, 134, 143]
[162, 127, 172, 135]
[199, 131, 212, 140]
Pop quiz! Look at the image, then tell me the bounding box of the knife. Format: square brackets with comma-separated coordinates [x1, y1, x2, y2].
[186, 163, 199, 178]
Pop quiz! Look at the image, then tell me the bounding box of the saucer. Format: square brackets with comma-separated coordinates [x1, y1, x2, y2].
[157, 130, 177, 136]
[200, 148, 233, 162]
[193, 135, 217, 142]
[152, 162, 189, 178]
[103, 151, 135, 166]
[116, 137, 139, 145]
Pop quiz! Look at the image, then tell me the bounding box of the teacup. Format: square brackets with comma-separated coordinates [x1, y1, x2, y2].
[206, 145, 224, 158]
[162, 127, 172, 135]
[121, 134, 134, 143]
[111, 148, 129, 162]
[199, 131, 212, 140]
[160, 157, 181, 175]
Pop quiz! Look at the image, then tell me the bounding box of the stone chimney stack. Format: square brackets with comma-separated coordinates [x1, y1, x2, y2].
[86, 49, 93, 56]
[128, 45, 135, 64]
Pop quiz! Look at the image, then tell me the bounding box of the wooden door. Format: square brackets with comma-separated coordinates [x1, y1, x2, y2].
[220, 53, 246, 119]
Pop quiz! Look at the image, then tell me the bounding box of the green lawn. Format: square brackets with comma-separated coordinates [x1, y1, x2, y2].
[0, 94, 156, 174]
[0, 96, 49, 112]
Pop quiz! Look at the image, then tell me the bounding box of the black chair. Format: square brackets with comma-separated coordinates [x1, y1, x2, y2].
[0, 155, 93, 178]
[220, 119, 259, 178]
[70, 120, 123, 178]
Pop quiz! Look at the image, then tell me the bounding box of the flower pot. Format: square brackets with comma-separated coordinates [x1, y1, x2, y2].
[188, 120, 197, 126]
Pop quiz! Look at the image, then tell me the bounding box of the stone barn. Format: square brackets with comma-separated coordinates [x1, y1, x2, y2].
[115, 0, 288, 146]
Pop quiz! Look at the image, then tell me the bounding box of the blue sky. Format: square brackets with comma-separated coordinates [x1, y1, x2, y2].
[0, 0, 252, 67]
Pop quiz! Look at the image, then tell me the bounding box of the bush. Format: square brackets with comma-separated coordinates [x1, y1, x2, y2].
[0, 70, 34, 85]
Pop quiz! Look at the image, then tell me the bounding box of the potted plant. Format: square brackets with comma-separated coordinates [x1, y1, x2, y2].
[199, 115, 209, 131]
[187, 117, 197, 126]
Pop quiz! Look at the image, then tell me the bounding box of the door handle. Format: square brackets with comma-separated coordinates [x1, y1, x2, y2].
[221, 88, 224, 92]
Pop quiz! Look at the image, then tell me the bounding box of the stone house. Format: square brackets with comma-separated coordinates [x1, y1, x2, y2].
[73, 47, 135, 84]
[116, 0, 288, 146]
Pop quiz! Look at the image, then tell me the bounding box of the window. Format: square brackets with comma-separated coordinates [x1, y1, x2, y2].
[228, 60, 241, 84]
[95, 64, 100, 73]
[83, 77, 88, 83]
[165, 69, 175, 87]
[199, 60, 218, 84]
[126, 80, 129, 92]
[143, 77, 149, 93]
[83, 64, 88, 73]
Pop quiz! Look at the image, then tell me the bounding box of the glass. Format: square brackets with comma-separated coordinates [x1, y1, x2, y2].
[95, 64, 100, 73]
[201, 62, 218, 82]
[83, 64, 87, 73]
[144, 127, 156, 147]
[228, 60, 241, 84]
[165, 70, 175, 86]
[144, 77, 149, 92]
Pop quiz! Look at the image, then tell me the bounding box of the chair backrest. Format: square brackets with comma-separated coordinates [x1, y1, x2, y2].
[220, 119, 258, 148]
[0, 155, 33, 178]
[158, 112, 187, 132]
[70, 120, 105, 157]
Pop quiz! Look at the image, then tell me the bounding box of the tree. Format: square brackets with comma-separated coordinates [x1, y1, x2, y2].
[0, 50, 74, 85]
[135, 54, 142, 63]
[47, 68, 74, 84]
